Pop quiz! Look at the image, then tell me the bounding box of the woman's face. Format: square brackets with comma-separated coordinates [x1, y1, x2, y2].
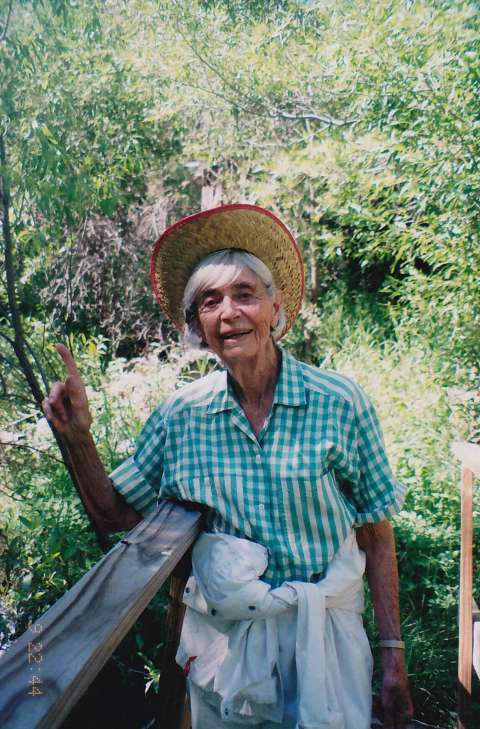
[196, 266, 282, 367]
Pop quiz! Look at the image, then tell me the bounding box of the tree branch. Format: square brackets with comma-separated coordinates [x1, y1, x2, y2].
[0, 487, 27, 503]
[0, 0, 13, 42]
[13, 189, 27, 227]
[1, 134, 44, 405]
[0, 328, 15, 346]
[0, 367, 6, 396]
[0, 441, 64, 464]
[0, 392, 36, 406]
[177, 30, 357, 129]
[25, 338, 50, 392]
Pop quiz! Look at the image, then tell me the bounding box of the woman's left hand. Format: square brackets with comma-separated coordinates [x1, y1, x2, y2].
[380, 650, 414, 728]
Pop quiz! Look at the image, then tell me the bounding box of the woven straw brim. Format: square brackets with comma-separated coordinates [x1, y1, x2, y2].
[150, 205, 304, 337]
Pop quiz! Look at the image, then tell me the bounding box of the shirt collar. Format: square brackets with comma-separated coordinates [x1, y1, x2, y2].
[206, 346, 306, 414]
[273, 347, 307, 407]
[207, 370, 238, 414]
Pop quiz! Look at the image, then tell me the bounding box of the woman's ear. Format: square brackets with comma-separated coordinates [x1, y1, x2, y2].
[194, 317, 209, 349]
[272, 289, 282, 328]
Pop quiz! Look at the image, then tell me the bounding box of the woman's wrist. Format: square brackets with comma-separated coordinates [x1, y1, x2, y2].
[62, 427, 94, 448]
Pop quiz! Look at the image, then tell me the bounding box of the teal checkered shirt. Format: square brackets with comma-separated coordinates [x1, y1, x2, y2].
[111, 347, 405, 586]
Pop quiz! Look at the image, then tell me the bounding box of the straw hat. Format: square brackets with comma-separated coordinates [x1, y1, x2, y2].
[150, 204, 304, 337]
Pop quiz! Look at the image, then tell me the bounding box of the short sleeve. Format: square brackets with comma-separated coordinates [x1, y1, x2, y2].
[134, 408, 167, 492]
[334, 384, 406, 524]
[110, 456, 158, 517]
[110, 408, 167, 517]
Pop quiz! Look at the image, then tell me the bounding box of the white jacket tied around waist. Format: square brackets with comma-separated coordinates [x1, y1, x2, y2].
[176, 531, 373, 729]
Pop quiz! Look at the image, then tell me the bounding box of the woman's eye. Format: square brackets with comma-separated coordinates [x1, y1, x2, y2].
[237, 292, 255, 303]
[201, 298, 218, 310]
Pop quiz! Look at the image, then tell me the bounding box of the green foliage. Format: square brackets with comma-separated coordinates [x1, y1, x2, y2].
[1, 0, 185, 348]
[140, 0, 480, 367]
[4, 0, 479, 358]
[2, 1, 177, 226]
[0, 448, 103, 636]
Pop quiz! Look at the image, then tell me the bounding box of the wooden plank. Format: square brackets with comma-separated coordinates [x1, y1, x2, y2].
[457, 466, 474, 729]
[452, 441, 480, 478]
[154, 552, 192, 728]
[0, 500, 203, 729]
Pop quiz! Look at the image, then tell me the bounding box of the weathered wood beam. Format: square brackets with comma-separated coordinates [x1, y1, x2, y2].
[0, 501, 203, 729]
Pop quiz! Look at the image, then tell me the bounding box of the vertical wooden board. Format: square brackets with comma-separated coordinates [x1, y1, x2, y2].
[155, 552, 191, 729]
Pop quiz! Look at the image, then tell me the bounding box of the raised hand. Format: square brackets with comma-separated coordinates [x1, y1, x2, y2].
[42, 344, 92, 441]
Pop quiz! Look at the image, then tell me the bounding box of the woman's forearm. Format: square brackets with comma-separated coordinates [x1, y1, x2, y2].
[356, 520, 413, 728]
[356, 520, 402, 639]
[64, 432, 142, 532]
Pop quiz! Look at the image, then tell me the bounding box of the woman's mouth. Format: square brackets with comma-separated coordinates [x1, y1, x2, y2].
[219, 330, 252, 342]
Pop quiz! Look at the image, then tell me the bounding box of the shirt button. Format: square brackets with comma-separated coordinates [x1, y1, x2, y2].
[255, 454, 262, 464]
[259, 503, 265, 512]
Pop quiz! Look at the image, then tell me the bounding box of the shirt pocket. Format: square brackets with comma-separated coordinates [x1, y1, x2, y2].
[272, 435, 334, 479]
[278, 468, 354, 570]
[184, 475, 256, 538]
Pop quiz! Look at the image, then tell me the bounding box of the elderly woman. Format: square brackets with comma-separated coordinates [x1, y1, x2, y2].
[43, 205, 413, 729]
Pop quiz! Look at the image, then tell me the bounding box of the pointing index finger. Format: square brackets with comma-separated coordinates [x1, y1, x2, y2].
[56, 344, 81, 378]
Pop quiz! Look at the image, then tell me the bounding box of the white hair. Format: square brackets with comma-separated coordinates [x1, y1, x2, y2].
[182, 249, 286, 348]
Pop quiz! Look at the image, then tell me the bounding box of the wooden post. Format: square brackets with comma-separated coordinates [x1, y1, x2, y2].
[154, 551, 192, 729]
[452, 441, 480, 729]
[458, 465, 473, 729]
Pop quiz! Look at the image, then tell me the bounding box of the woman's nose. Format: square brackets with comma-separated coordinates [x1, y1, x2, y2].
[219, 296, 239, 318]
